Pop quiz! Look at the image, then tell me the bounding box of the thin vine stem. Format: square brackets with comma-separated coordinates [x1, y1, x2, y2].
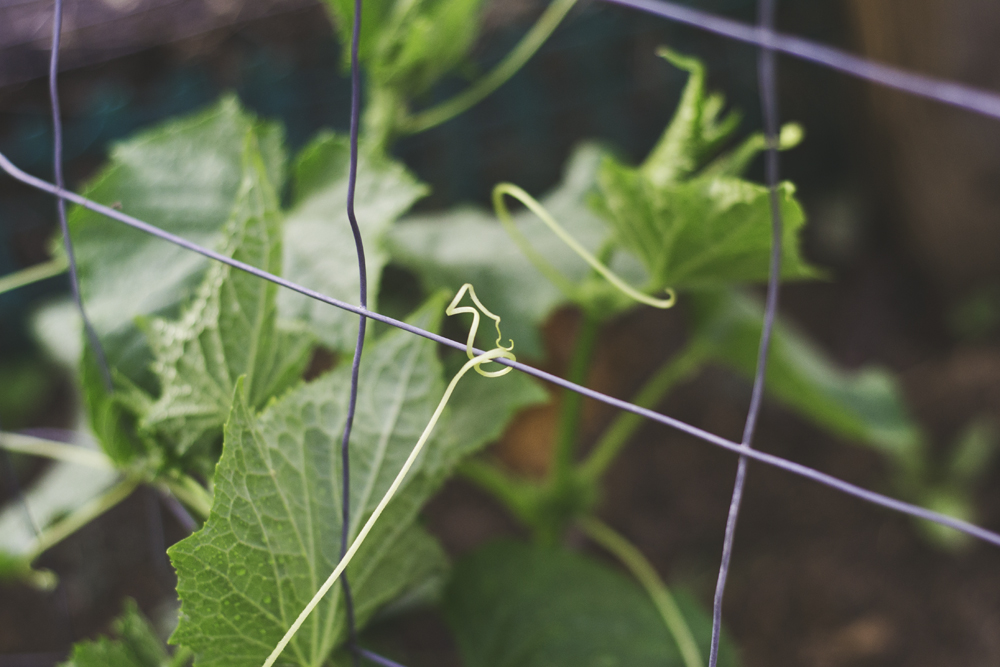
[580, 516, 704, 667]
[0, 432, 112, 470]
[553, 313, 600, 483]
[2, 154, 999, 547]
[579, 341, 709, 482]
[401, 0, 579, 134]
[25, 477, 139, 563]
[0, 256, 68, 296]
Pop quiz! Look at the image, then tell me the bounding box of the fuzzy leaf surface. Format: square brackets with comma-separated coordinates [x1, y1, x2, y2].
[68, 96, 285, 388]
[278, 132, 427, 351]
[140, 136, 311, 456]
[444, 540, 739, 667]
[169, 299, 543, 666]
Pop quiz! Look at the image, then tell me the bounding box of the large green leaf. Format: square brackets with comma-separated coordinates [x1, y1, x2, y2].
[169, 298, 544, 666]
[594, 169, 818, 290]
[689, 290, 924, 465]
[443, 540, 739, 667]
[68, 96, 285, 388]
[277, 132, 428, 351]
[386, 144, 645, 357]
[61, 600, 172, 667]
[139, 135, 311, 457]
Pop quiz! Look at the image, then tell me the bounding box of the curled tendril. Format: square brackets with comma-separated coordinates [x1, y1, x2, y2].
[263, 285, 515, 667]
[446, 282, 516, 377]
[492, 182, 677, 310]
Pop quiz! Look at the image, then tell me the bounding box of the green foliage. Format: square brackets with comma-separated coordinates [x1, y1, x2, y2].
[67, 96, 285, 391]
[387, 144, 645, 356]
[169, 299, 545, 666]
[139, 135, 311, 457]
[688, 290, 924, 464]
[444, 540, 739, 667]
[278, 131, 428, 351]
[61, 600, 177, 667]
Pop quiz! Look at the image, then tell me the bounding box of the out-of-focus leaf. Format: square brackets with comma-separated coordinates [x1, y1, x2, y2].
[387, 144, 645, 357]
[0, 437, 119, 587]
[689, 290, 924, 465]
[67, 96, 285, 389]
[170, 297, 543, 666]
[61, 599, 171, 667]
[278, 131, 428, 351]
[443, 540, 739, 667]
[140, 135, 311, 456]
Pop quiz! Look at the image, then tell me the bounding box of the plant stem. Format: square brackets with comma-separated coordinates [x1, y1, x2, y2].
[578, 342, 708, 482]
[553, 313, 601, 485]
[579, 516, 704, 667]
[164, 475, 213, 520]
[25, 477, 138, 563]
[400, 0, 578, 134]
[0, 431, 112, 470]
[458, 458, 539, 524]
[168, 645, 195, 667]
[0, 256, 68, 296]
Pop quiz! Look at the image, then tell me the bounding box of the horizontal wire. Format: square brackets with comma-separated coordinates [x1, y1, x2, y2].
[1, 149, 998, 549]
[599, 0, 1000, 121]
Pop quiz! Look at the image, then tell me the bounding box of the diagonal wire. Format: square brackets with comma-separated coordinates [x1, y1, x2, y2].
[707, 0, 781, 664]
[2, 150, 999, 550]
[49, 0, 113, 391]
[338, 0, 366, 661]
[599, 0, 1000, 121]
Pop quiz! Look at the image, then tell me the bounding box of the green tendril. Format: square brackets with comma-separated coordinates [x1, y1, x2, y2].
[262, 284, 515, 667]
[492, 182, 676, 309]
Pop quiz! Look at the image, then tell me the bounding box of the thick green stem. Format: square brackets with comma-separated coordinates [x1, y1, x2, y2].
[458, 459, 540, 524]
[579, 342, 708, 482]
[553, 313, 601, 485]
[163, 475, 214, 520]
[25, 477, 139, 563]
[0, 256, 68, 296]
[0, 432, 113, 470]
[400, 0, 578, 134]
[580, 516, 704, 667]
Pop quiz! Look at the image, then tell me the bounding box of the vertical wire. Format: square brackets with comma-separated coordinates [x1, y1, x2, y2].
[707, 0, 782, 664]
[49, 0, 112, 391]
[339, 0, 366, 660]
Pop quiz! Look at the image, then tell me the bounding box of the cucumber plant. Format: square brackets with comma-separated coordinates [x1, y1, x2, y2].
[0, 1, 994, 666]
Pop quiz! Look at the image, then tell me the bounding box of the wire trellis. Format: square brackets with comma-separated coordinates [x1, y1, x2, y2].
[3, 0, 1000, 665]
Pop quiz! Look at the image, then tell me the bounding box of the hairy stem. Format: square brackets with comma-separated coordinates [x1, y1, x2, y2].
[163, 475, 213, 520]
[25, 477, 138, 563]
[0, 256, 68, 296]
[579, 516, 704, 667]
[579, 342, 708, 481]
[401, 0, 578, 134]
[0, 432, 112, 470]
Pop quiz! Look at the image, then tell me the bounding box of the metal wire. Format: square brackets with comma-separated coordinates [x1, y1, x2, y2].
[707, 0, 782, 663]
[12, 1, 1000, 664]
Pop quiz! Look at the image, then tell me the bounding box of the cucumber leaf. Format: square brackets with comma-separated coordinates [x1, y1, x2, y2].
[443, 540, 740, 667]
[169, 298, 544, 666]
[67, 96, 285, 390]
[278, 132, 427, 351]
[138, 134, 311, 457]
[689, 290, 924, 465]
[61, 600, 173, 667]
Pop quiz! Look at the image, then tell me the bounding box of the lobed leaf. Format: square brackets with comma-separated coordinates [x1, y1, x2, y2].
[278, 132, 428, 351]
[169, 298, 545, 666]
[67, 96, 285, 390]
[443, 540, 740, 667]
[140, 134, 311, 457]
